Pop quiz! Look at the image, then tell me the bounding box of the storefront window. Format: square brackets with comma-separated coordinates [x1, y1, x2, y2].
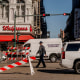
[0, 42, 8, 51]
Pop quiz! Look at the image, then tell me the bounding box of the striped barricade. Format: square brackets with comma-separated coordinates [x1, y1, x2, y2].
[0, 56, 36, 75]
[1, 46, 36, 75]
[5, 52, 29, 60]
[7, 47, 30, 50]
[5, 47, 30, 61]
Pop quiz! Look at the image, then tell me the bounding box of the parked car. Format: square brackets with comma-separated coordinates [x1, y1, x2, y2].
[60, 41, 80, 74]
[23, 38, 62, 63]
[0, 52, 6, 61]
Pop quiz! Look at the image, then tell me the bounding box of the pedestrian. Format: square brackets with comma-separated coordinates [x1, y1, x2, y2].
[36, 41, 46, 68]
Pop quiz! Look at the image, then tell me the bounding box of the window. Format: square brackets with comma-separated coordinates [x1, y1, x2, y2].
[24, 43, 31, 47]
[5, 5, 9, 18]
[34, 8, 36, 26]
[10, 8, 14, 20]
[16, 6, 20, 16]
[2, 0, 9, 3]
[21, 5, 25, 16]
[16, 0, 25, 16]
[0, 5, 2, 18]
[17, 0, 25, 3]
[0, 0, 9, 19]
[66, 43, 80, 51]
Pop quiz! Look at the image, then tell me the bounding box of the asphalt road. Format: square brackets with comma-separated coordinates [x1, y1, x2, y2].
[0, 61, 80, 80]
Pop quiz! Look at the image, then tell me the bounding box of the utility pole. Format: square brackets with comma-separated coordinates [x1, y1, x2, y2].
[35, 0, 38, 38]
[39, 0, 41, 38]
[14, 12, 16, 47]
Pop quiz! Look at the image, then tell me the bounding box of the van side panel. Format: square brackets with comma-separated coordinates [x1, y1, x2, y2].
[31, 42, 40, 56]
[24, 38, 62, 58]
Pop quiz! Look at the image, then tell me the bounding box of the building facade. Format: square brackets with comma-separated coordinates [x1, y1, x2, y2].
[40, 0, 47, 38]
[33, 0, 47, 38]
[0, 0, 47, 51]
[72, 0, 80, 9]
[63, 0, 80, 42]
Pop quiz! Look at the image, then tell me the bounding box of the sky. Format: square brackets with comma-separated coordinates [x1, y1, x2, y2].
[43, 0, 72, 38]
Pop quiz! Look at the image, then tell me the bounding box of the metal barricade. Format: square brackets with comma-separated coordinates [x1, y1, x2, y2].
[0, 46, 36, 75]
[6, 47, 30, 63]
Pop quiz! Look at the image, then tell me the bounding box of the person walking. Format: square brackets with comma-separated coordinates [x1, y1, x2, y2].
[36, 41, 46, 68]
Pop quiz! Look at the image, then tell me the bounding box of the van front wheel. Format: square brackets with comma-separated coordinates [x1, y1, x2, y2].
[50, 55, 57, 63]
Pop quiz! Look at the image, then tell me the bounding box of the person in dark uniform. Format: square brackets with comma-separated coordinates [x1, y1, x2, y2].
[36, 41, 46, 68]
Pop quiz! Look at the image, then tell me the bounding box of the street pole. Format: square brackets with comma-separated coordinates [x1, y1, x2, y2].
[17, 31, 19, 43]
[16, 13, 70, 17]
[39, 0, 41, 38]
[14, 12, 16, 47]
[17, 31, 20, 44]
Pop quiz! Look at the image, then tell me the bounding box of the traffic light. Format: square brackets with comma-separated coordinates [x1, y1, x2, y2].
[42, 14, 50, 17]
[63, 13, 70, 16]
[42, 13, 70, 17]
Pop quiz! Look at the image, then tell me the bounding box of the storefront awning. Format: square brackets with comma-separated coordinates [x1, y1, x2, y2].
[0, 35, 34, 42]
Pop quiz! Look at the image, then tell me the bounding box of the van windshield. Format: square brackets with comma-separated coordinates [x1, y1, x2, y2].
[24, 43, 31, 47]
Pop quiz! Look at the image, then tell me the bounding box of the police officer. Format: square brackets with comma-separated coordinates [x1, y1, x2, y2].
[36, 41, 46, 68]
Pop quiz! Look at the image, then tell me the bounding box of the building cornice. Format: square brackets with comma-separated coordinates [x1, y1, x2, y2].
[0, 23, 31, 25]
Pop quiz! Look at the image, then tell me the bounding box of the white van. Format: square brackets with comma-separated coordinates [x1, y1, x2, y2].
[23, 38, 62, 63]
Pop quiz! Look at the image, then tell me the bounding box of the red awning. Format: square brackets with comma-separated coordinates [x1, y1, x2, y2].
[0, 35, 34, 42]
